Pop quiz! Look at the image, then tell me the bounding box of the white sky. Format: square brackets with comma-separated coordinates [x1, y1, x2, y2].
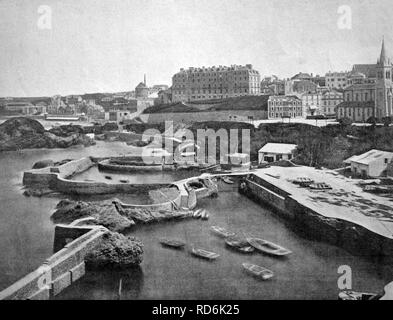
[1, 0, 393, 97]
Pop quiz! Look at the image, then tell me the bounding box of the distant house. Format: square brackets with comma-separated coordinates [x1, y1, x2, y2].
[258, 143, 297, 163]
[344, 149, 393, 178]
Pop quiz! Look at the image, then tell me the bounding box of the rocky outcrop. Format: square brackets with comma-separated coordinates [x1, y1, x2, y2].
[85, 231, 143, 269]
[32, 159, 55, 169]
[52, 198, 192, 232]
[0, 117, 95, 152]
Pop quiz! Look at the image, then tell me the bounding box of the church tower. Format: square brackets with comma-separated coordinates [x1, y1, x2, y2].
[375, 38, 393, 119]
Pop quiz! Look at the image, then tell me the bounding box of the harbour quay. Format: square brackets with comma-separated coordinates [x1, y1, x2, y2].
[241, 166, 393, 259]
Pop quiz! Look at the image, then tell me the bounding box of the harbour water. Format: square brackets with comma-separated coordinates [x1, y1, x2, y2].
[0, 143, 392, 299]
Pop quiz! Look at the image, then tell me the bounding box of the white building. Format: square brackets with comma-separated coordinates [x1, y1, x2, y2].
[268, 95, 303, 119]
[325, 71, 349, 90]
[344, 149, 393, 178]
[258, 143, 297, 163]
[301, 92, 323, 116]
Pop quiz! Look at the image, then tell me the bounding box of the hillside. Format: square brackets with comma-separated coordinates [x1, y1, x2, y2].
[143, 95, 269, 114]
[0, 117, 95, 152]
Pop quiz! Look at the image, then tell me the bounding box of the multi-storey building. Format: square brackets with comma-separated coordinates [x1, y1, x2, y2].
[171, 64, 260, 102]
[336, 39, 393, 121]
[322, 91, 343, 116]
[301, 92, 323, 116]
[268, 95, 303, 119]
[325, 71, 349, 90]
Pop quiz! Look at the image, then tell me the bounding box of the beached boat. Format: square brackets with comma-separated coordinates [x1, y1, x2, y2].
[193, 209, 203, 219]
[247, 238, 292, 256]
[242, 263, 274, 280]
[222, 176, 235, 184]
[119, 179, 129, 183]
[201, 209, 209, 220]
[104, 175, 112, 180]
[211, 226, 236, 238]
[225, 236, 255, 253]
[159, 239, 186, 249]
[338, 290, 381, 300]
[191, 248, 220, 260]
[309, 182, 332, 190]
[292, 177, 314, 186]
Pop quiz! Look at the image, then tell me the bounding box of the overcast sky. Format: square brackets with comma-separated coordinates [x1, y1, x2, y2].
[1, 0, 393, 97]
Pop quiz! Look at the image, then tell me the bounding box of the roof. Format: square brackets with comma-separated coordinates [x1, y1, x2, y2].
[291, 72, 312, 80]
[135, 82, 147, 89]
[344, 82, 375, 91]
[351, 64, 377, 78]
[336, 101, 374, 109]
[345, 149, 393, 165]
[258, 143, 297, 154]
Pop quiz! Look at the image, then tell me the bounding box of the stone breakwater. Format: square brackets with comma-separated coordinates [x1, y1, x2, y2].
[241, 170, 393, 259]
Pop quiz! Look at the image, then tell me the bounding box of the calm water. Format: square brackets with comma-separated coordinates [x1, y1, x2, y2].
[0, 142, 392, 299]
[0, 141, 194, 290]
[71, 165, 200, 185]
[56, 184, 393, 300]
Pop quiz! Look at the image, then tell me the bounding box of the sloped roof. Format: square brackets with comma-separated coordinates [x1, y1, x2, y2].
[351, 64, 377, 78]
[136, 82, 147, 89]
[345, 149, 393, 165]
[258, 143, 297, 154]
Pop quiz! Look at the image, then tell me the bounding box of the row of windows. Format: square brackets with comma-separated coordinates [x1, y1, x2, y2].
[339, 107, 373, 117]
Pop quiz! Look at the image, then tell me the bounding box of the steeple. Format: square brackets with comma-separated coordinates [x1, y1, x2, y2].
[144, 74, 146, 86]
[379, 37, 389, 65]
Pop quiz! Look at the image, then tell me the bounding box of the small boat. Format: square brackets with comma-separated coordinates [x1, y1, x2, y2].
[119, 179, 129, 183]
[292, 177, 314, 186]
[105, 176, 112, 180]
[247, 238, 291, 257]
[159, 239, 186, 249]
[222, 176, 235, 184]
[191, 248, 220, 260]
[242, 263, 274, 280]
[201, 209, 209, 220]
[309, 182, 332, 190]
[193, 209, 203, 219]
[338, 290, 381, 301]
[211, 226, 236, 238]
[225, 236, 255, 253]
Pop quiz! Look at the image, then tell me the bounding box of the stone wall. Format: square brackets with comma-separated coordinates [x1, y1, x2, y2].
[0, 225, 107, 300]
[244, 174, 393, 258]
[140, 110, 268, 124]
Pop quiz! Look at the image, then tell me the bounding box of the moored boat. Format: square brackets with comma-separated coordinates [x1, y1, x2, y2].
[247, 237, 291, 256]
[242, 263, 274, 280]
[201, 209, 209, 220]
[338, 290, 381, 300]
[191, 248, 220, 260]
[193, 209, 203, 218]
[225, 236, 255, 253]
[159, 238, 186, 249]
[222, 176, 235, 184]
[211, 226, 236, 238]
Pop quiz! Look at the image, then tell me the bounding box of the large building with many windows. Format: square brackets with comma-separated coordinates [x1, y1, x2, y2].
[171, 64, 260, 102]
[268, 95, 303, 119]
[336, 39, 393, 121]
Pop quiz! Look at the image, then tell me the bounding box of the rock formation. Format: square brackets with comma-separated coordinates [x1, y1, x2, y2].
[85, 231, 143, 269]
[52, 198, 192, 232]
[0, 117, 95, 152]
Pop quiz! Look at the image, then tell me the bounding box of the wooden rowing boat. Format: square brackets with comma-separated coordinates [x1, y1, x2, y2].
[242, 263, 274, 280]
[247, 237, 291, 256]
[225, 236, 255, 253]
[193, 209, 203, 218]
[211, 226, 236, 238]
[201, 209, 209, 220]
[338, 290, 381, 300]
[191, 248, 220, 260]
[222, 176, 235, 184]
[159, 239, 186, 249]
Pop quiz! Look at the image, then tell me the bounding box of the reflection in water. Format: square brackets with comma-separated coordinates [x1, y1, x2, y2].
[55, 266, 144, 300]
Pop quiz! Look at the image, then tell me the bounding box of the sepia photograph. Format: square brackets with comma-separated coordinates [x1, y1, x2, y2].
[0, 0, 393, 307]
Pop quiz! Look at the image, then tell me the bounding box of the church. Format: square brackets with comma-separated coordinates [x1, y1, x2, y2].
[336, 39, 393, 122]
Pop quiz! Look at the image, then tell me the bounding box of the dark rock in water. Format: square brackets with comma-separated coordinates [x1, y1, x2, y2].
[52, 199, 135, 232]
[52, 197, 192, 231]
[32, 159, 54, 169]
[85, 232, 143, 269]
[23, 190, 31, 197]
[0, 117, 95, 152]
